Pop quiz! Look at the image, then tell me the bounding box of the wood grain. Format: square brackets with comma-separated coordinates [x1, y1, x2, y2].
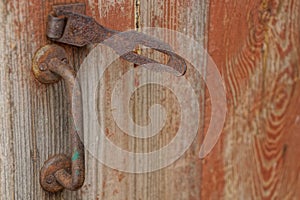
[204, 0, 300, 199]
[138, 1, 208, 200]
[0, 0, 74, 199]
[0, 0, 134, 199]
[81, 0, 208, 199]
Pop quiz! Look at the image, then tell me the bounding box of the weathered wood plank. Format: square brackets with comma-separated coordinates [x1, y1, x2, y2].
[138, 0, 208, 200]
[0, 0, 74, 199]
[205, 0, 300, 199]
[0, 0, 134, 199]
[79, 1, 136, 200]
[80, 0, 208, 200]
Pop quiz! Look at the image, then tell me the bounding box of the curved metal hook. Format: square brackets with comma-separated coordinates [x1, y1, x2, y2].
[32, 45, 84, 193]
[47, 3, 187, 76]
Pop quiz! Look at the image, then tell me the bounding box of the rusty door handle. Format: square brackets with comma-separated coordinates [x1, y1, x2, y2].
[32, 3, 188, 194]
[32, 45, 84, 193]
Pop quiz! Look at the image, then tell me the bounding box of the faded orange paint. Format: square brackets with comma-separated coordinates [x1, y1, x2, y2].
[85, 0, 135, 31]
[205, 0, 300, 199]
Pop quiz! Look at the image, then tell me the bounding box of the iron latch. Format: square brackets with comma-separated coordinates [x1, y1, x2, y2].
[34, 3, 189, 194]
[46, 3, 187, 76]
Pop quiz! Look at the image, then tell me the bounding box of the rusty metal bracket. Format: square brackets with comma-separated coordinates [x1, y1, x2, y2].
[47, 3, 187, 76]
[32, 44, 84, 193]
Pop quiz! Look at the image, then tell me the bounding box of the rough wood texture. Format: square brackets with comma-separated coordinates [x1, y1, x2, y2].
[203, 0, 300, 199]
[81, 0, 208, 199]
[137, 0, 208, 200]
[0, 0, 299, 199]
[0, 0, 134, 199]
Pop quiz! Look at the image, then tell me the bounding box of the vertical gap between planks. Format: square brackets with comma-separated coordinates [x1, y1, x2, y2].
[134, 1, 140, 199]
[135, 0, 141, 57]
[135, 0, 141, 32]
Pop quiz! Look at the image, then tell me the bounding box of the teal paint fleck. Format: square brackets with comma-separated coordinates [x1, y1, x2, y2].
[75, 170, 80, 176]
[72, 151, 79, 161]
[74, 126, 80, 132]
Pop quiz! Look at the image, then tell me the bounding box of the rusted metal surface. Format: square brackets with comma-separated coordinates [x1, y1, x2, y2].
[33, 45, 85, 193]
[47, 3, 187, 76]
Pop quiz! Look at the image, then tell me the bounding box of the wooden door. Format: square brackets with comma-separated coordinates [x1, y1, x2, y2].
[0, 0, 299, 199]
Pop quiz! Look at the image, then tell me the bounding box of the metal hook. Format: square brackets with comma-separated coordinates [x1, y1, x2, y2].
[32, 3, 189, 193]
[47, 3, 187, 76]
[32, 44, 84, 193]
